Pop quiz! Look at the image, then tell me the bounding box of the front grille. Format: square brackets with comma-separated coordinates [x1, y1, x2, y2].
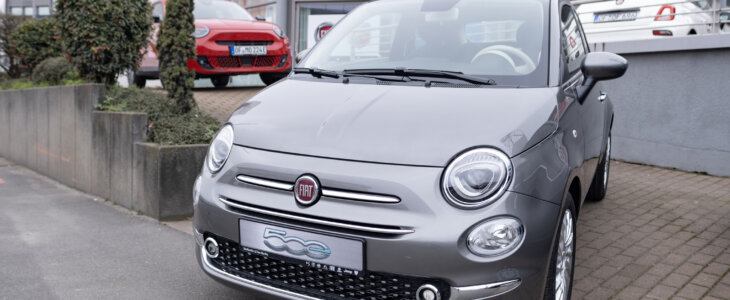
[216, 40, 274, 46]
[207, 235, 450, 300]
[210, 56, 241, 68]
[206, 56, 280, 69]
[254, 55, 278, 67]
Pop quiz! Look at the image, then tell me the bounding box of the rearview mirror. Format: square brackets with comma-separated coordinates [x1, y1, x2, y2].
[295, 49, 311, 64]
[577, 52, 628, 103]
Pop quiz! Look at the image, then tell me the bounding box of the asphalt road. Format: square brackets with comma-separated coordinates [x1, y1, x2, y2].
[0, 158, 254, 300]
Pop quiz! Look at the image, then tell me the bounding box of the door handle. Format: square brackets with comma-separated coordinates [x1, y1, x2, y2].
[598, 92, 607, 102]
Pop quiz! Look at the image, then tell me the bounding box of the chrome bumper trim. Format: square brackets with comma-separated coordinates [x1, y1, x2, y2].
[450, 279, 521, 300]
[236, 175, 295, 191]
[236, 175, 401, 204]
[200, 246, 321, 300]
[218, 197, 414, 235]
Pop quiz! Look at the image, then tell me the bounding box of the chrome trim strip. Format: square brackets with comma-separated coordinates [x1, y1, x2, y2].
[322, 189, 400, 204]
[236, 175, 401, 204]
[450, 279, 521, 300]
[236, 175, 294, 191]
[218, 197, 414, 235]
[201, 246, 321, 300]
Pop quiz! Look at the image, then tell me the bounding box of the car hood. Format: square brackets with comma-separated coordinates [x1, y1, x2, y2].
[229, 79, 559, 167]
[195, 19, 271, 31]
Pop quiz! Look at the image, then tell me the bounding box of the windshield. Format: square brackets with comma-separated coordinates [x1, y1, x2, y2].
[300, 0, 549, 86]
[194, 0, 254, 21]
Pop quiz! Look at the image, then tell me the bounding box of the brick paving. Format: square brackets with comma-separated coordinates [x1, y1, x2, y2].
[194, 86, 263, 122]
[574, 161, 730, 300]
[191, 87, 730, 300]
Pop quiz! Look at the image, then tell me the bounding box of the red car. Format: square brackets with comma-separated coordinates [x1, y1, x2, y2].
[129, 0, 292, 88]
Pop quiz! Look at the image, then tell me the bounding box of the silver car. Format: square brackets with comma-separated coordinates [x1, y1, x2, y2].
[193, 0, 627, 299]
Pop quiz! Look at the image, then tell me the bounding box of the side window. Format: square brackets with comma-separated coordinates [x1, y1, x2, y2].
[560, 5, 587, 77]
[152, 2, 164, 21]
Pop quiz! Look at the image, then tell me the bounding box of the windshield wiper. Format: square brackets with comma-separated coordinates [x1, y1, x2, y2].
[341, 73, 410, 82]
[343, 68, 496, 85]
[293, 67, 340, 79]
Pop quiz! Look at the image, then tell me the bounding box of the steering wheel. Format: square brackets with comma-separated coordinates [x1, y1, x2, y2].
[471, 45, 536, 75]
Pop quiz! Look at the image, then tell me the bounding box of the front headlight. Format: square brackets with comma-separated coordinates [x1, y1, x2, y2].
[272, 24, 285, 38]
[442, 148, 512, 209]
[467, 217, 525, 257]
[207, 124, 233, 173]
[192, 24, 210, 39]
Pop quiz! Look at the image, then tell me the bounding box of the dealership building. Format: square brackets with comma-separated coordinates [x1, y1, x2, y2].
[3, 0, 53, 17]
[238, 0, 369, 54]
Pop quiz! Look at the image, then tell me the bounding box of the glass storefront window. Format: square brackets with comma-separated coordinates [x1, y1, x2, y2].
[10, 7, 23, 16]
[24, 7, 34, 16]
[38, 6, 51, 17]
[296, 2, 366, 52]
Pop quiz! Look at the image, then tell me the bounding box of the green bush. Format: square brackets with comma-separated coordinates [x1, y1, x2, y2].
[10, 17, 61, 75]
[0, 13, 26, 78]
[158, 0, 197, 113]
[98, 86, 219, 145]
[32, 57, 76, 84]
[56, 0, 152, 84]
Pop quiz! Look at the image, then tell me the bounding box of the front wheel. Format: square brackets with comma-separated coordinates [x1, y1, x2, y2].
[587, 132, 611, 201]
[210, 75, 230, 89]
[259, 72, 289, 86]
[544, 194, 577, 300]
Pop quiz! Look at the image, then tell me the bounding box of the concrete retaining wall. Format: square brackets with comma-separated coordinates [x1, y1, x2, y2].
[0, 85, 104, 189]
[601, 46, 730, 177]
[133, 143, 207, 220]
[0, 84, 206, 220]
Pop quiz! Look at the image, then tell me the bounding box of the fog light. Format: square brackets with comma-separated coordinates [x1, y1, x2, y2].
[467, 217, 524, 257]
[204, 237, 219, 259]
[416, 284, 440, 300]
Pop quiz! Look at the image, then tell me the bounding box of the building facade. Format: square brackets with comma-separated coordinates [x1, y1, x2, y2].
[5, 0, 53, 17]
[242, 0, 370, 54]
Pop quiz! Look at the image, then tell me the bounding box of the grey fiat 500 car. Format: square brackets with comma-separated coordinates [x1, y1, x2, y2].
[193, 0, 627, 299]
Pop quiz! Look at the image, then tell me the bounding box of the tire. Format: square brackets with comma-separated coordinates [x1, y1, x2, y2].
[544, 194, 577, 300]
[127, 70, 147, 88]
[587, 132, 611, 201]
[210, 75, 230, 89]
[259, 72, 288, 86]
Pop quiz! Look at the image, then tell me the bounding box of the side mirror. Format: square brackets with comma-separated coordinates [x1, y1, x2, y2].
[295, 49, 311, 64]
[577, 52, 628, 103]
[152, 15, 162, 23]
[255, 16, 266, 21]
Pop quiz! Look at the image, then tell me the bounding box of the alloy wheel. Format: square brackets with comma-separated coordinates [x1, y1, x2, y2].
[603, 135, 611, 190]
[555, 210, 574, 300]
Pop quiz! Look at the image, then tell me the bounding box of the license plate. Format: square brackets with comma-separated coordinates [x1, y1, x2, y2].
[594, 10, 639, 23]
[239, 219, 364, 273]
[230, 46, 267, 56]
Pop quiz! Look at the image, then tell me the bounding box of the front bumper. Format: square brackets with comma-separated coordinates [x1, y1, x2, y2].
[196, 234, 521, 300]
[194, 146, 561, 299]
[191, 29, 292, 76]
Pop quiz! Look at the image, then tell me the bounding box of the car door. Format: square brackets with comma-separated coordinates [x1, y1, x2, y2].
[559, 3, 604, 196]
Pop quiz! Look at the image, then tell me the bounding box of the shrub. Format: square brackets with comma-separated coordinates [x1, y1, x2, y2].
[98, 86, 220, 145]
[32, 57, 76, 84]
[0, 14, 26, 78]
[56, 0, 152, 84]
[10, 17, 62, 75]
[158, 0, 197, 113]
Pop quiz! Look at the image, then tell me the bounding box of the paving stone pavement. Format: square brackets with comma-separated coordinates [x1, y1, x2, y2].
[573, 161, 730, 300]
[193, 86, 264, 122]
[191, 87, 730, 299]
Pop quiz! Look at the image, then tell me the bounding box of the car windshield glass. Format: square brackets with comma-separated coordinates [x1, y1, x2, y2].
[194, 0, 253, 20]
[300, 0, 549, 86]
